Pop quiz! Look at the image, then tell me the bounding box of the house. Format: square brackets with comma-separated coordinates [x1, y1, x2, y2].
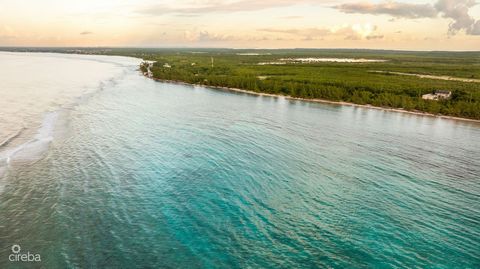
[422, 90, 452, 100]
[434, 90, 452, 99]
[143, 60, 156, 68]
[141, 61, 156, 78]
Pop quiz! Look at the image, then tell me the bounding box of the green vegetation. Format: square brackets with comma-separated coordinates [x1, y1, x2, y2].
[2, 47, 480, 119]
[138, 49, 480, 120]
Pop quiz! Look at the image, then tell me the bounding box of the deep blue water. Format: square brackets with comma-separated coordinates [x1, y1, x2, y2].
[1, 57, 479, 268]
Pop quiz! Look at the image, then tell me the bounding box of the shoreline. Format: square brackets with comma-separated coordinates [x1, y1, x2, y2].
[144, 74, 480, 124]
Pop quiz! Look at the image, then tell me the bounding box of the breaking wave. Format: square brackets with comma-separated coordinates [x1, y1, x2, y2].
[0, 55, 140, 180]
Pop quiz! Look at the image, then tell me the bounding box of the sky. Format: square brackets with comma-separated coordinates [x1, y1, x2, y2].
[0, 0, 479, 50]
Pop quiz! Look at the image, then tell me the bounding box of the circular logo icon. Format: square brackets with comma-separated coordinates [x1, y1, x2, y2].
[11, 244, 21, 254]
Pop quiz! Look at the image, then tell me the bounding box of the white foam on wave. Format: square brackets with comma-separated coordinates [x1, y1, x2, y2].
[0, 65, 134, 182]
[0, 127, 25, 148]
[10, 112, 58, 161]
[0, 53, 141, 183]
[0, 112, 59, 179]
[0, 72, 124, 179]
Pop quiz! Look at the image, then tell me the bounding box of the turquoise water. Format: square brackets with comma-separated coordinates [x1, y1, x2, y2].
[0, 54, 479, 268]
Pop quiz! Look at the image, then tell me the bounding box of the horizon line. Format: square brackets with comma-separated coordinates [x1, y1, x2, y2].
[1, 46, 479, 53]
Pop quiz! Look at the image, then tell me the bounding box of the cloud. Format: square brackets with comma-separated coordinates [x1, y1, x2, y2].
[336, 2, 437, 18]
[335, 0, 480, 35]
[279, 16, 304, 19]
[137, 0, 323, 15]
[258, 27, 330, 36]
[183, 30, 271, 43]
[197, 31, 231, 41]
[80, 31, 93, 35]
[470, 21, 480, 35]
[183, 30, 235, 42]
[259, 23, 381, 40]
[0, 25, 16, 41]
[435, 0, 478, 35]
[366, 34, 384, 40]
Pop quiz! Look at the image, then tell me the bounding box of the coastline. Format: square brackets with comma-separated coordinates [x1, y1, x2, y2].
[144, 73, 480, 124]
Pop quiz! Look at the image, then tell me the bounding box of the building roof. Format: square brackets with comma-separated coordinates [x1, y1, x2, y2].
[434, 90, 451, 94]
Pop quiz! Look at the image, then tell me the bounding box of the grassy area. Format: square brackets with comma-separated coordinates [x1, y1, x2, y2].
[3, 47, 480, 119]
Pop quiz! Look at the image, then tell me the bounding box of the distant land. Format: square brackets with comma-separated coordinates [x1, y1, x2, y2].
[2, 47, 479, 120]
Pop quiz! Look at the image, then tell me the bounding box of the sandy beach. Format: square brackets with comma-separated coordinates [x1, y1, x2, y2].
[142, 70, 480, 124]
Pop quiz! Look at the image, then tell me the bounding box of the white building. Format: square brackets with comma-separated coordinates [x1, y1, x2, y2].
[422, 90, 452, 100]
[143, 60, 156, 68]
[142, 61, 156, 78]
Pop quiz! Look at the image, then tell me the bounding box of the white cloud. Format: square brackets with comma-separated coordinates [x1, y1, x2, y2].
[0, 25, 16, 40]
[258, 23, 382, 40]
[182, 30, 269, 42]
[336, 2, 437, 18]
[435, 0, 478, 35]
[335, 0, 480, 35]
[137, 0, 326, 15]
[470, 21, 480, 35]
[184, 30, 233, 42]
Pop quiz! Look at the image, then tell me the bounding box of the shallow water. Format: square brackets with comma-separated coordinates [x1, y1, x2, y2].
[0, 53, 479, 268]
[0, 52, 140, 176]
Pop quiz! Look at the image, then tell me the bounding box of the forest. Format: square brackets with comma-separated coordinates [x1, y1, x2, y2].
[137, 49, 480, 120]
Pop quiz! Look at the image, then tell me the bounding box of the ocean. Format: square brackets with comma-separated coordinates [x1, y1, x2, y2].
[0, 52, 479, 268]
